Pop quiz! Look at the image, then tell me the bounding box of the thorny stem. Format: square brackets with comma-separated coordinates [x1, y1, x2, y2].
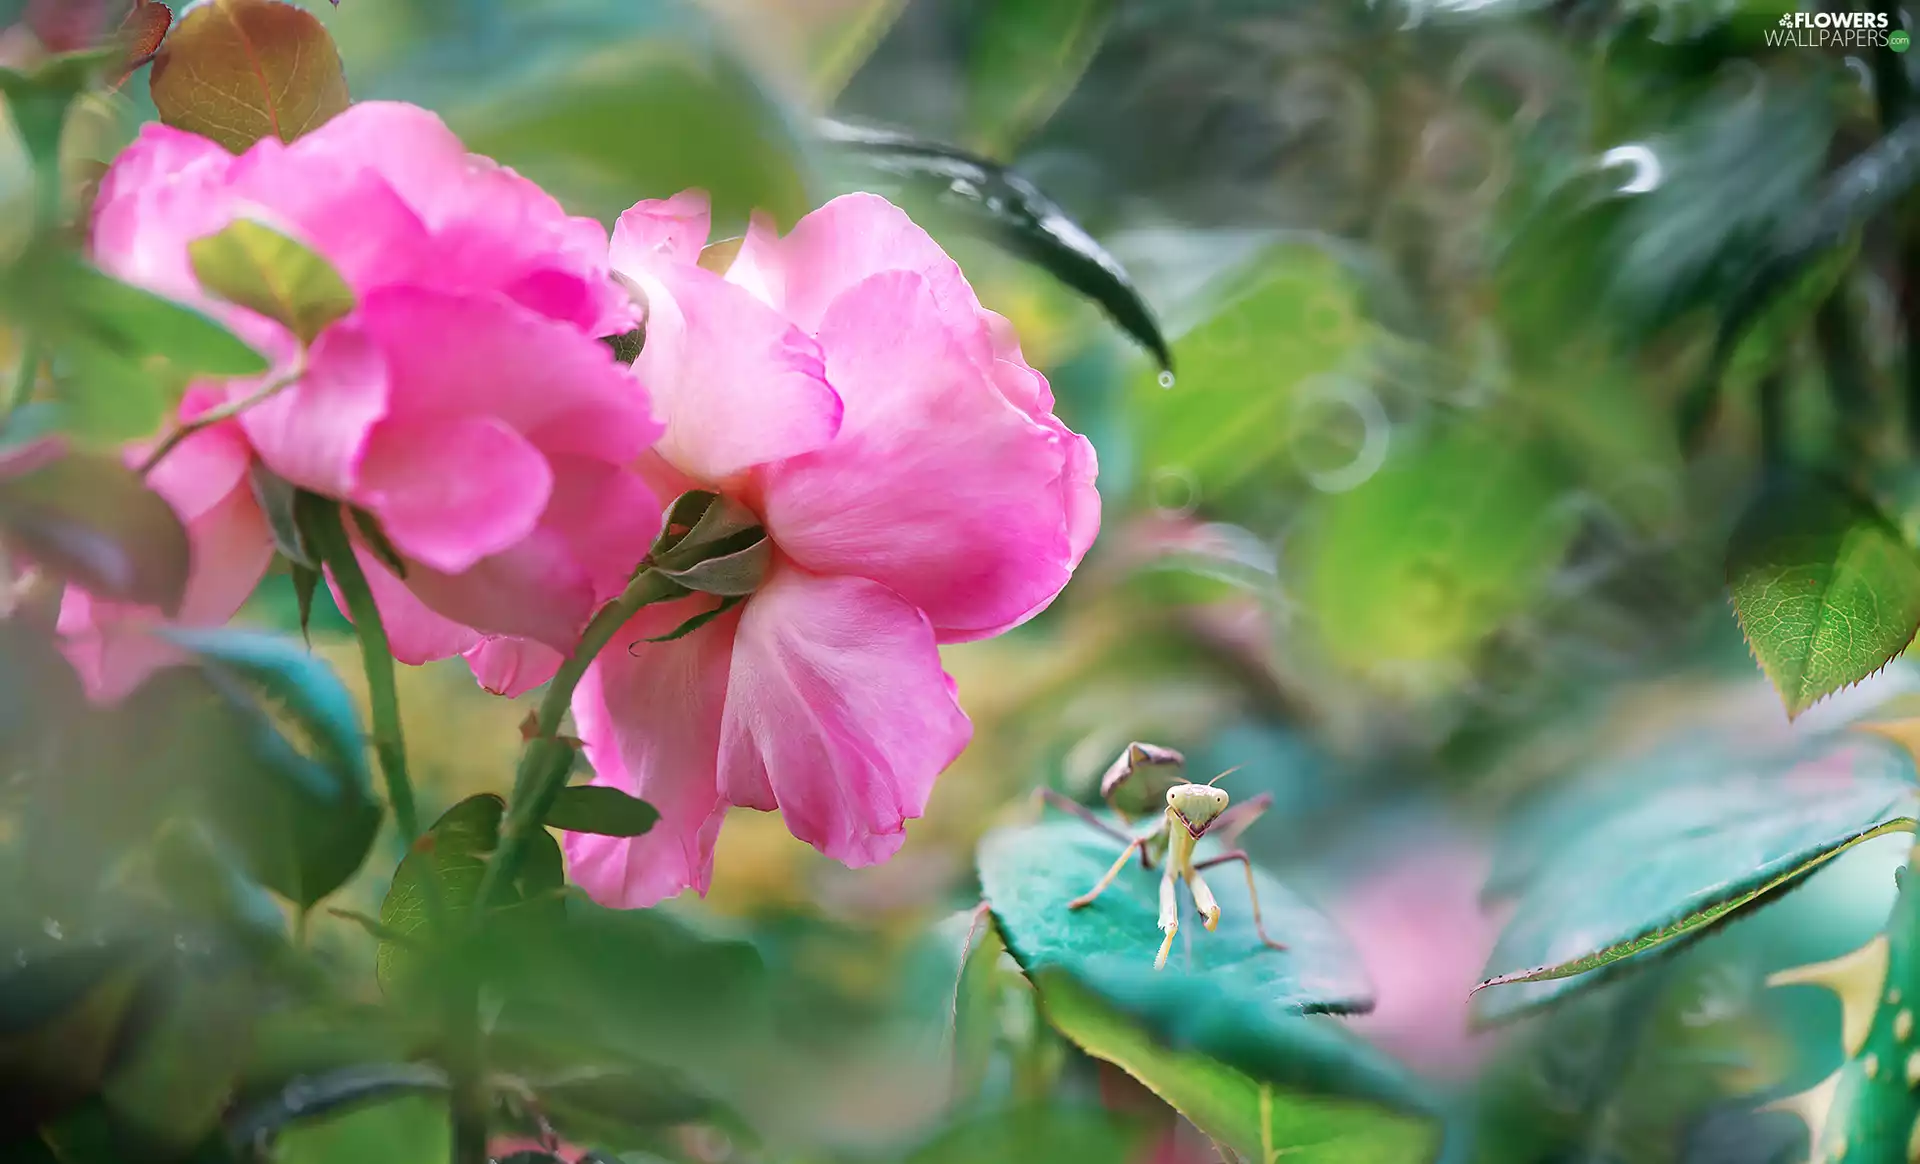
[137, 364, 304, 478]
[470, 565, 682, 917]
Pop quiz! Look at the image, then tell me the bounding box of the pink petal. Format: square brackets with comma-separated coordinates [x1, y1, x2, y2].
[464, 637, 563, 697]
[721, 209, 785, 309]
[240, 320, 390, 499]
[326, 543, 481, 666]
[566, 598, 743, 907]
[748, 193, 983, 334]
[90, 123, 238, 302]
[539, 456, 662, 602]
[760, 271, 1087, 640]
[717, 564, 970, 866]
[620, 257, 838, 483]
[610, 191, 713, 270]
[356, 414, 552, 575]
[225, 144, 432, 292]
[357, 288, 661, 465]
[139, 387, 254, 523]
[289, 103, 632, 336]
[399, 532, 596, 651]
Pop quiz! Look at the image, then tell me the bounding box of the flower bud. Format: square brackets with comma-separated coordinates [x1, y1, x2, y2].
[649, 490, 769, 597]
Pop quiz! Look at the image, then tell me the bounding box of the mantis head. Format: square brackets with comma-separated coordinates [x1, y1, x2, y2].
[1166, 783, 1230, 836]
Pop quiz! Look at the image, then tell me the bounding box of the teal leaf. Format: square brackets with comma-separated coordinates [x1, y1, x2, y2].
[1727, 472, 1920, 719]
[157, 628, 383, 907]
[543, 785, 659, 838]
[186, 219, 355, 346]
[0, 447, 190, 613]
[977, 819, 1369, 1011]
[1474, 730, 1919, 1022]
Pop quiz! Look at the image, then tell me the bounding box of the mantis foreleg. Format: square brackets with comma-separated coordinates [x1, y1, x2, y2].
[1155, 866, 1179, 970]
[1069, 837, 1146, 910]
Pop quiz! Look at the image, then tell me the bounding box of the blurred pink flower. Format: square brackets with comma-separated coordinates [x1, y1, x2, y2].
[1330, 832, 1503, 1077]
[58, 102, 660, 701]
[564, 191, 1099, 908]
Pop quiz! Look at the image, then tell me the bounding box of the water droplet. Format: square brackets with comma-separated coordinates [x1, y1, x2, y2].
[1157, 369, 1176, 390]
[1597, 143, 1662, 195]
[40, 918, 61, 941]
[1149, 468, 1199, 517]
[1286, 376, 1390, 493]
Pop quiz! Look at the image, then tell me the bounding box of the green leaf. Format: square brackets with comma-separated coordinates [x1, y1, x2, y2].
[157, 628, 383, 906]
[149, 0, 351, 154]
[0, 447, 190, 613]
[0, 50, 110, 172]
[951, 906, 1009, 1107]
[1474, 729, 1919, 1022]
[963, 0, 1117, 157]
[1124, 242, 1368, 502]
[376, 795, 563, 993]
[0, 941, 153, 1142]
[1300, 421, 1575, 672]
[248, 462, 315, 569]
[1035, 972, 1440, 1163]
[187, 219, 355, 345]
[273, 1095, 449, 1164]
[543, 785, 659, 838]
[903, 1103, 1147, 1164]
[823, 120, 1170, 371]
[976, 819, 1371, 1012]
[47, 346, 171, 443]
[7, 250, 269, 378]
[1729, 473, 1920, 718]
[98, 966, 251, 1152]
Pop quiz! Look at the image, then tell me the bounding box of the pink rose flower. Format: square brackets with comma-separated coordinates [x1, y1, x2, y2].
[58, 102, 661, 701]
[564, 191, 1099, 907]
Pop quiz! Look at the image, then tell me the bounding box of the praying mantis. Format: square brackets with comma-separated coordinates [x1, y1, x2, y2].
[1040, 742, 1288, 971]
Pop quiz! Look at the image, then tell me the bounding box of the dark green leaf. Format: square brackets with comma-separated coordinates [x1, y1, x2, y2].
[0, 941, 154, 1141]
[144, 820, 289, 950]
[1474, 730, 1919, 1022]
[187, 219, 355, 346]
[603, 328, 644, 366]
[0, 447, 190, 613]
[543, 786, 659, 838]
[225, 1064, 450, 1153]
[157, 629, 382, 906]
[6, 250, 269, 378]
[902, 1104, 1146, 1164]
[949, 906, 1008, 1107]
[1727, 473, 1920, 719]
[821, 119, 1170, 370]
[291, 563, 320, 646]
[976, 818, 1370, 1011]
[247, 462, 315, 569]
[640, 594, 744, 643]
[348, 507, 406, 579]
[1033, 971, 1440, 1164]
[100, 966, 252, 1152]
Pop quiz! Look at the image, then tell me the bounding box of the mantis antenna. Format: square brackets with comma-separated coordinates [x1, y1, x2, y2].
[1204, 765, 1242, 788]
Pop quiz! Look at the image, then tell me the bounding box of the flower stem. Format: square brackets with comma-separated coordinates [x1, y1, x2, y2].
[137, 364, 304, 478]
[470, 565, 679, 917]
[3, 335, 42, 430]
[305, 499, 421, 844]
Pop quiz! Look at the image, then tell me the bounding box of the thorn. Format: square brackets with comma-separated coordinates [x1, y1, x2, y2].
[517, 712, 581, 750]
[1759, 1068, 1842, 1151]
[1768, 934, 1889, 1057]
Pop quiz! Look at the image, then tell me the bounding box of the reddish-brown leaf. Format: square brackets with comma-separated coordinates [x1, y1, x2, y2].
[148, 0, 347, 154]
[112, 0, 172, 84]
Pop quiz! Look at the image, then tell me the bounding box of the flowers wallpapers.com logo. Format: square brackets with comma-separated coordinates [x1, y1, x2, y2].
[1766, 9, 1906, 49]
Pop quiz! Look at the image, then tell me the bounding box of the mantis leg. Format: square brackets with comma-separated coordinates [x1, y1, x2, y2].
[1036, 788, 1133, 844]
[1155, 867, 1179, 971]
[1193, 849, 1288, 952]
[1069, 837, 1145, 910]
